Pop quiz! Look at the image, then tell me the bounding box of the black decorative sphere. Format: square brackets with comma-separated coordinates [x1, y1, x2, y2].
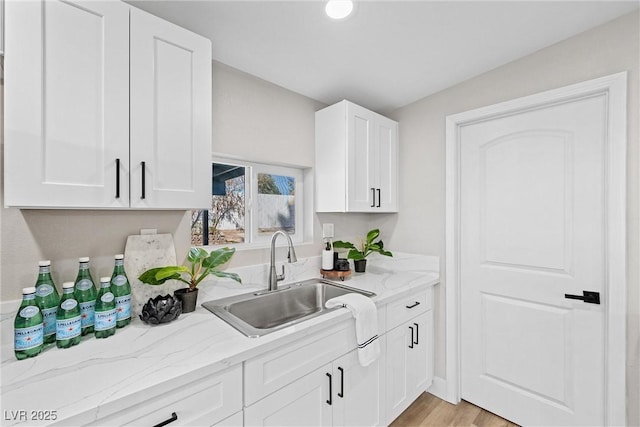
[139, 294, 182, 325]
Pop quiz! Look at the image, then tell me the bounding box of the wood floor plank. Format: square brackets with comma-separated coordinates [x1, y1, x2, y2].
[391, 393, 519, 427]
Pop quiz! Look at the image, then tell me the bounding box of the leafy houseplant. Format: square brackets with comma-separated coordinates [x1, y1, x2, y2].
[333, 229, 393, 273]
[139, 247, 241, 312]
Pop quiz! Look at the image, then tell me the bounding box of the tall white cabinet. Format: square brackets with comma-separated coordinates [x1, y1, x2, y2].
[315, 100, 398, 213]
[4, 0, 211, 209]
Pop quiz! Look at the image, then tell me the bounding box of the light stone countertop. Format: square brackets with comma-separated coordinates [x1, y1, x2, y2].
[0, 252, 439, 426]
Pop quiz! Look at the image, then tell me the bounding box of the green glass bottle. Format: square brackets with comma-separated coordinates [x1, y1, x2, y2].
[110, 254, 132, 328]
[56, 282, 81, 349]
[14, 287, 44, 360]
[94, 277, 117, 339]
[34, 260, 60, 344]
[74, 257, 97, 335]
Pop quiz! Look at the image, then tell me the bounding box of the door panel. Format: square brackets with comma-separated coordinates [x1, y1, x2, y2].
[460, 94, 607, 426]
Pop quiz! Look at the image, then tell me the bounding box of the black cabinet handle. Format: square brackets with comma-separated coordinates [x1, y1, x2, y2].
[565, 290, 600, 305]
[413, 322, 419, 345]
[338, 366, 344, 398]
[371, 188, 376, 207]
[153, 412, 177, 427]
[115, 158, 120, 199]
[406, 301, 420, 309]
[409, 326, 414, 349]
[141, 161, 146, 199]
[376, 188, 381, 207]
[326, 372, 332, 405]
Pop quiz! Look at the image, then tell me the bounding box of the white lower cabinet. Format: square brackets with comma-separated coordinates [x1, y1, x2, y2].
[385, 310, 433, 424]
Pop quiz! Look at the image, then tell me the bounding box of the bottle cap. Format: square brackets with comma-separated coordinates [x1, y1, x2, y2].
[100, 277, 111, 283]
[114, 254, 124, 260]
[22, 287, 37, 295]
[79, 257, 90, 263]
[62, 282, 75, 289]
[38, 260, 51, 267]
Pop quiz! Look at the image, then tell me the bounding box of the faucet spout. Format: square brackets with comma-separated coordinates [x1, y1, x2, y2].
[268, 231, 298, 291]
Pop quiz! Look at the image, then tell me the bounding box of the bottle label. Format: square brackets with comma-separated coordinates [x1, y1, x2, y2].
[19, 306, 40, 319]
[15, 324, 44, 350]
[36, 284, 54, 298]
[76, 279, 93, 291]
[112, 275, 128, 286]
[100, 292, 115, 303]
[56, 316, 81, 340]
[115, 295, 132, 320]
[61, 299, 78, 310]
[79, 300, 95, 327]
[41, 307, 57, 337]
[94, 309, 117, 331]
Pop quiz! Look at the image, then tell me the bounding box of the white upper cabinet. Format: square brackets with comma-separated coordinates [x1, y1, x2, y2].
[4, 0, 211, 209]
[129, 8, 211, 209]
[315, 100, 398, 213]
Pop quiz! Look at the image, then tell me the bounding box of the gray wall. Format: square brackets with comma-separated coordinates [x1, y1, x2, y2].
[386, 11, 639, 424]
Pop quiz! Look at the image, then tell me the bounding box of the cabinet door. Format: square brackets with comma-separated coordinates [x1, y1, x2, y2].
[374, 116, 398, 212]
[130, 8, 211, 209]
[244, 364, 333, 427]
[385, 311, 432, 424]
[346, 102, 376, 212]
[332, 341, 386, 427]
[4, 0, 129, 208]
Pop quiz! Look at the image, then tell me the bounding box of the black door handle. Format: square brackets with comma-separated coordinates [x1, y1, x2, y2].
[141, 161, 146, 199]
[406, 301, 420, 309]
[115, 158, 120, 199]
[565, 291, 600, 305]
[153, 412, 177, 427]
[337, 366, 344, 398]
[326, 372, 332, 405]
[413, 322, 419, 345]
[409, 326, 414, 349]
[376, 188, 381, 207]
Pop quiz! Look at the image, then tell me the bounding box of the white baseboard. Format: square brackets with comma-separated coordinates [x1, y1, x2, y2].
[427, 376, 452, 402]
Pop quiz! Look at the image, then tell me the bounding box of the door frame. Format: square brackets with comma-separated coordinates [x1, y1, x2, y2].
[444, 72, 627, 426]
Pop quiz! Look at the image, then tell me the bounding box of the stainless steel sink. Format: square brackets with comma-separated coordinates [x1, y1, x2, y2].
[202, 278, 375, 337]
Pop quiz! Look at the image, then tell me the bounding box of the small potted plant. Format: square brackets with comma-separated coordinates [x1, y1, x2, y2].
[139, 247, 241, 313]
[333, 229, 393, 273]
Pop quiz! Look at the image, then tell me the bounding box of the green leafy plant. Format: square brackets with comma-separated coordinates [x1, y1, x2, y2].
[139, 247, 241, 290]
[333, 229, 393, 260]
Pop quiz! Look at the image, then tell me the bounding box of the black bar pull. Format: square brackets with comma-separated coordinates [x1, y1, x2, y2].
[326, 372, 332, 405]
[564, 291, 600, 305]
[141, 161, 146, 199]
[413, 322, 419, 345]
[371, 188, 376, 207]
[376, 188, 381, 207]
[115, 158, 120, 199]
[409, 326, 414, 349]
[337, 367, 344, 398]
[406, 301, 420, 309]
[153, 412, 177, 427]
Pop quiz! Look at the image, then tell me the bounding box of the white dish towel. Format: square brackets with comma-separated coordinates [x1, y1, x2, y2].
[325, 293, 380, 367]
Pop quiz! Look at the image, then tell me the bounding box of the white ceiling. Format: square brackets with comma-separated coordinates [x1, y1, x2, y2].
[127, 0, 639, 113]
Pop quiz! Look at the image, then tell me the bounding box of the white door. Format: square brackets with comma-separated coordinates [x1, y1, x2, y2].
[460, 94, 610, 426]
[244, 364, 332, 426]
[129, 8, 211, 209]
[332, 345, 385, 427]
[346, 102, 376, 212]
[374, 116, 398, 212]
[4, 0, 129, 208]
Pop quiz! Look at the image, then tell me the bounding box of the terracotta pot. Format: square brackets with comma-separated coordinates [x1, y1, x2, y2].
[174, 288, 199, 313]
[353, 259, 367, 273]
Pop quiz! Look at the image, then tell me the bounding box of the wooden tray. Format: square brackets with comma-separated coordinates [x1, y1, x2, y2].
[320, 269, 351, 281]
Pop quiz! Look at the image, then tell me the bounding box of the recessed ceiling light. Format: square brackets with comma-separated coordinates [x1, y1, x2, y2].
[325, 0, 354, 20]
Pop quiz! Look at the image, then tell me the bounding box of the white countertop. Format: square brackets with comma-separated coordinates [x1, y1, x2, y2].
[0, 253, 439, 426]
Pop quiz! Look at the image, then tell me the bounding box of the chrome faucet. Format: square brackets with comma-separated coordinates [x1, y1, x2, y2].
[268, 231, 298, 291]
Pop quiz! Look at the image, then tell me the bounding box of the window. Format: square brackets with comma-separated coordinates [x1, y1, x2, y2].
[191, 159, 305, 247]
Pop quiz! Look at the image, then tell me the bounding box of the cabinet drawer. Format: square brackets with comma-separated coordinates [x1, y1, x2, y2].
[385, 288, 431, 332]
[86, 365, 242, 427]
[244, 322, 356, 406]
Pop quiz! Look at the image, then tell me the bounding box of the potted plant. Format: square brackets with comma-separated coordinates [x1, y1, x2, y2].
[333, 229, 393, 273]
[139, 247, 241, 313]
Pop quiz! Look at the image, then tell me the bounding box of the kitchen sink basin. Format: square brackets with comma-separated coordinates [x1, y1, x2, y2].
[202, 278, 375, 337]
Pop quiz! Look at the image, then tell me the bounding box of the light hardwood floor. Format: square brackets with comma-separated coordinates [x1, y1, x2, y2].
[390, 393, 520, 427]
